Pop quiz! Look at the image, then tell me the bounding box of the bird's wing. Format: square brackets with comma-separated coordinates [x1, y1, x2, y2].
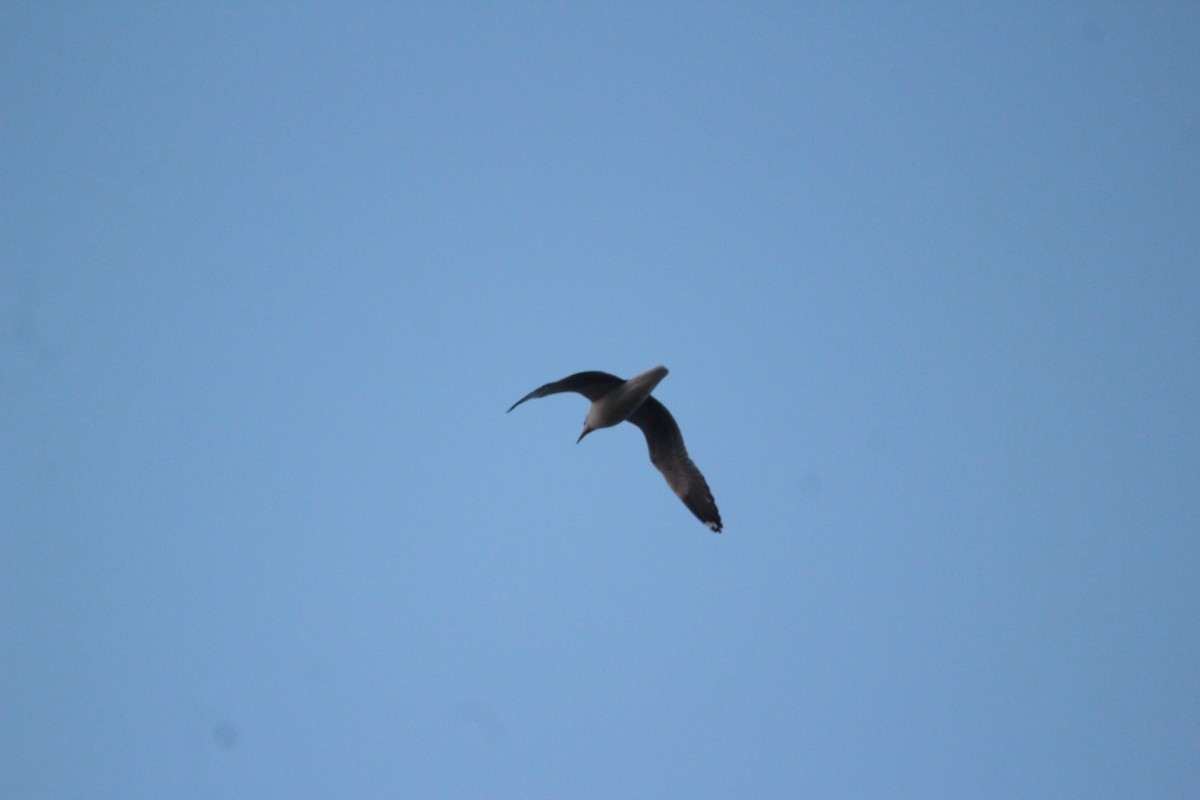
[628, 397, 723, 532]
[506, 371, 624, 413]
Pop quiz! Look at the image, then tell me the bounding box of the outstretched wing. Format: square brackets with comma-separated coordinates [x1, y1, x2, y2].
[506, 371, 624, 413]
[628, 397, 723, 532]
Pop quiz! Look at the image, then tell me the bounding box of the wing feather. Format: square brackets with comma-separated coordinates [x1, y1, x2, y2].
[506, 371, 623, 413]
[628, 397, 723, 532]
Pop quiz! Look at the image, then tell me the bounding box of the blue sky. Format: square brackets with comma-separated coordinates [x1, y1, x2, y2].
[3, 3, 1198, 798]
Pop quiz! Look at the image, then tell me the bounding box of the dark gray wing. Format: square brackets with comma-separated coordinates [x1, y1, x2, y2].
[507, 371, 624, 413]
[628, 396, 723, 532]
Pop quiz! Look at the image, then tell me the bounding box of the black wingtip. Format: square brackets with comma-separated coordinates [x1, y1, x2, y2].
[699, 509, 723, 532]
[688, 494, 722, 533]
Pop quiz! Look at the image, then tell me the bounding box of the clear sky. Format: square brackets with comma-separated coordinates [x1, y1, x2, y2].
[3, 3, 1198, 798]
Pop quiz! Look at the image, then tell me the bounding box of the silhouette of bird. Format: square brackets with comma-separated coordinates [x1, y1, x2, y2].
[508, 366, 722, 532]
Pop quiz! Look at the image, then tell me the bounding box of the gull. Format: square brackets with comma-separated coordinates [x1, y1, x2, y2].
[507, 366, 723, 532]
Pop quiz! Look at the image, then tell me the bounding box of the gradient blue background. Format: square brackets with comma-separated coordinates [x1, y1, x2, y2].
[3, 4, 1198, 798]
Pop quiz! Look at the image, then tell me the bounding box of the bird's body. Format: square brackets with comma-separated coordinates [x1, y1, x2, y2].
[580, 365, 668, 438]
[507, 366, 723, 532]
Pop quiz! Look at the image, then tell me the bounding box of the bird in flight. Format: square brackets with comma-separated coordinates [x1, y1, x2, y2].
[507, 366, 723, 532]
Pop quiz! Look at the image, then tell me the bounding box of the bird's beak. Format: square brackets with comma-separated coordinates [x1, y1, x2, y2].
[577, 427, 590, 444]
